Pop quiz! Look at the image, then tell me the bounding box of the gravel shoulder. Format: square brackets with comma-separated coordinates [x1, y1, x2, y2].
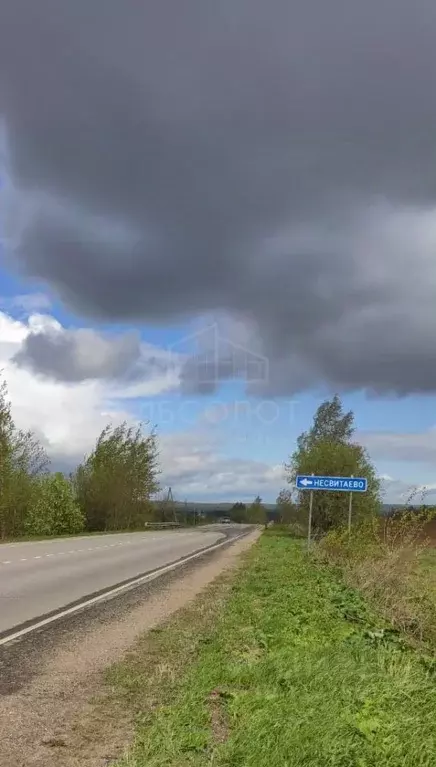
[0, 529, 260, 767]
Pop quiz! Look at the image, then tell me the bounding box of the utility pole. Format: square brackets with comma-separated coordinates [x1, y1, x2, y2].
[163, 486, 177, 523]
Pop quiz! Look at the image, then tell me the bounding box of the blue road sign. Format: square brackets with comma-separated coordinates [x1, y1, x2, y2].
[296, 475, 367, 492]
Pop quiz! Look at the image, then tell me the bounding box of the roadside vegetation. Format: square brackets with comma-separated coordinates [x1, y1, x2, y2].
[101, 393, 436, 766]
[283, 393, 381, 534]
[317, 505, 436, 649]
[104, 531, 436, 766]
[228, 496, 269, 526]
[0, 374, 160, 539]
[0, 372, 274, 540]
[279, 392, 436, 651]
[278, 396, 436, 648]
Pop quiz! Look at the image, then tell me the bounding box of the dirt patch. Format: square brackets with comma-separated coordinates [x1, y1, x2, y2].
[208, 689, 231, 745]
[423, 519, 436, 545]
[0, 530, 260, 767]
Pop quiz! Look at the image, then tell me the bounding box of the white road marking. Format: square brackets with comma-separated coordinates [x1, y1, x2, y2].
[0, 531, 238, 647]
[0, 531, 219, 565]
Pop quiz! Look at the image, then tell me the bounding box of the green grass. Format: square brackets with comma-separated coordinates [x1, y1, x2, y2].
[108, 532, 436, 767]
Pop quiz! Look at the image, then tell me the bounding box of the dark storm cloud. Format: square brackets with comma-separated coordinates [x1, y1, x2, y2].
[13, 326, 141, 381]
[2, 1, 436, 393]
[13, 325, 176, 383]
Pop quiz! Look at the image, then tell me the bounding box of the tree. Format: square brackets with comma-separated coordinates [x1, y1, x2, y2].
[0, 376, 49, 539]
[0, 378, 16, 539]
[247, 495, 267, 526]
[73, 421, 160, 531]
[286, 395, 381, 533]
[26, 472, 84, 536]
[229, 501, 247, 523]
[276, 489, 296, 524]
[296, 394, 354, 454]
[0, 373, 163, 540]
[276, 488, 308, 535]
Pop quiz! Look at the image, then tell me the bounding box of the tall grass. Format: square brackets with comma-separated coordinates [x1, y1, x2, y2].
[317, 506, 436, 647]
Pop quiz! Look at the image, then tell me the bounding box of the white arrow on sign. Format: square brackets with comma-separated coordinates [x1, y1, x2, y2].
[300, 478, 312, 486]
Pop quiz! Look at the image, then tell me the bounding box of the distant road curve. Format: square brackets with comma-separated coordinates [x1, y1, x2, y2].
[0, 527, 246, 638]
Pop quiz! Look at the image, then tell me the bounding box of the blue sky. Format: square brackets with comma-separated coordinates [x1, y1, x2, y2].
[1, 259, 435, 505]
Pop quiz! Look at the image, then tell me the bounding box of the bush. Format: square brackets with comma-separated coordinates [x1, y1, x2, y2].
[268, 522, 307, 538]
[25, 473, 85, 536]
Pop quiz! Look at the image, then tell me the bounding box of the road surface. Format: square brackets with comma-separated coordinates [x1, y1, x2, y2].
[0, 528, 228, 635]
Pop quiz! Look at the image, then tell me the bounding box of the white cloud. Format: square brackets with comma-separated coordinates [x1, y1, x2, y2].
[0, 305, 283, 499]
[13, 314, 183, 389]
[159, 430, 285, 501]
[0, 308, 172, 462]
[379, 476, 436, 505]
[27, 312, 61, 332]
[359, 429, 436, 464]
[5, 303, 435, 504]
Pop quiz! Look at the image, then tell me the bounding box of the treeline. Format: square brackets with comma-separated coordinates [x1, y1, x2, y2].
[0, 377, 160, 540]
[228, 496, 269, 526]
[0, 369, 386, 542]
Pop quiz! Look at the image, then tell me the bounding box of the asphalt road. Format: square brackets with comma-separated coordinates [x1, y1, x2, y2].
[0, 528, 228, 634]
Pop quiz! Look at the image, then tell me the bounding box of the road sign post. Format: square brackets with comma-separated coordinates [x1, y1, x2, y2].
[296, 474, 367, 545]
[307, 473, 314, 550]
[347, 475, 354, 535]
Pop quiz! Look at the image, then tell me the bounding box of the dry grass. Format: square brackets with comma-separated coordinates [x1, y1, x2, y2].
[317, 508, 436, 648]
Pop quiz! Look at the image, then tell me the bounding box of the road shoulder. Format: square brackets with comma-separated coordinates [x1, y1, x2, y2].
[0, 529, 260, 767]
